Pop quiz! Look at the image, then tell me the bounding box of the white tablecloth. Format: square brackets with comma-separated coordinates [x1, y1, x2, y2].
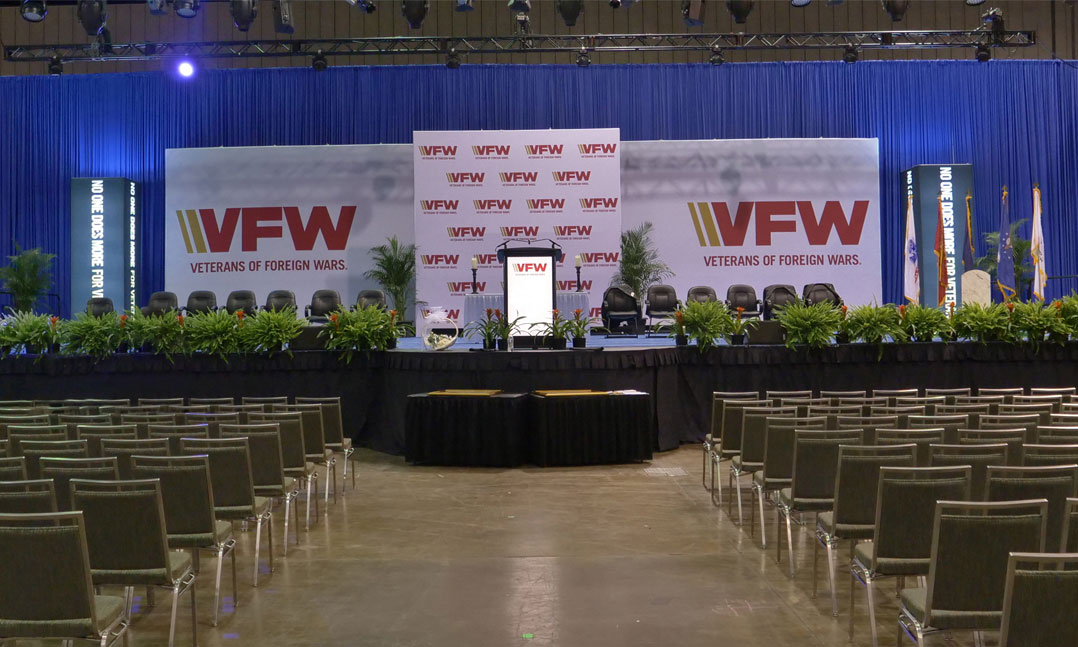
[462, 292, 591, 326]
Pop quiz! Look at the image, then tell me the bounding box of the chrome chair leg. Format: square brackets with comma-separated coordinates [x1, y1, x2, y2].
[282, 494, 291, 557]
[213, 545, 225, 626]
[866, 576, 879, 647]
[304, 474, 314, 530]
[253, 515, 264, 587]
[733, 470, 744, 525]
[267, 512, 274, 573]
[189, 578, 198, 647]
[824, 536, 839, 616]
[168, 585, 180, 647]
[783, 509, 795, 576]
[702, 441, 709, 489]
[756, 486, 767, 547]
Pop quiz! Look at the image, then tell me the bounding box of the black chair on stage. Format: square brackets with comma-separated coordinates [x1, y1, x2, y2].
[803, 283, 843, 307]
[184, 290, 218, 314]
[86, 298, 114, 317]
[225, 290, 257, 315]
[264, 290, 296, 312]
[140, 291, 178, 316]
[763, 284, 798, 320]
[355, 289, 387, 310]
[306, 290, 341, 322]
[645, 285, 679, 334]
[686, 286, 717, 304]
[725, 284, 762, 318]
[601, 285, 641, 335]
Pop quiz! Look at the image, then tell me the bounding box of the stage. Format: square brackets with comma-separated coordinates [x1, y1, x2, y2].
[5, 338, 1078, 456]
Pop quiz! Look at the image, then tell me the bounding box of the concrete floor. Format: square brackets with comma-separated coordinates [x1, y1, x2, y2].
[111, 446, 988, 647]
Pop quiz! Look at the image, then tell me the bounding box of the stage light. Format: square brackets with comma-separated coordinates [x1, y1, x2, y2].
[47, 56, 63, 75]
[446, 48, 461, 68]
[982, 8, 1005, 42]
[311, 50, 328, 70]
[709, 45, 724, 65]
[77, 0, 107, 36]
[556, 0, 582, 26]
[576, 47, 591, 67]
[273, 0, 295, 33]
[843, 45, 858, 63]
[682, 0, 704, 27]
[791, 0, 811, 7]
[507, 0, 530, 12]
[402, 0, 428, 28]
[456, 0, 473, 10]
[97, 27, 112, 53]
[881, 0, 909, 21]
[610, 0, 620, 6]
[174, 0, 199, 18]
[976, 43, 991, 62]
[146, 0, 167, 15]
[725, 0, 754, 24]
[230, 0, 257, 31]
[965, 0, 985, 5]
[178, 60, 194, 77]
[21, 0, 47, 22]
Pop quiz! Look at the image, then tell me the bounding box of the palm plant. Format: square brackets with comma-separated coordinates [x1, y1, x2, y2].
[976, 218, 1033, 300]
[0, 245, 56, 313]
[364, 236, 416, 315]
[609, 222, 673, 303]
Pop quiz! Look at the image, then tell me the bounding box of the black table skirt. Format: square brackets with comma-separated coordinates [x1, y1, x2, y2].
[5, 342, 1078, 455]
[531, 393, 653, 467]
[405, 393, 528, 467]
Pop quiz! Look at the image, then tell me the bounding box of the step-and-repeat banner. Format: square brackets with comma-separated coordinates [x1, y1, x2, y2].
[413, 129, 622, 324]
[164, 144, 413, 311]
[622, 139, 882, 306]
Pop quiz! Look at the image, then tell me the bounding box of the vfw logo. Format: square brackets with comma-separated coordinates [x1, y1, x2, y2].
[553, 225, 592, 240]
[527, 198, 565, 213]
[446, 226, 486, 241]
[423, 308, 460, 321]
[420, 254, 459, 269]
[557, 279, 593, 291]
[447, 281, 485, 295]
[473, 199, 512, 214]
[525, 144, 563, 159]
[552, 170, 591, 186]
[578, 143, 618, 158]
[501, 225, 540, 238]
[175, 206, 355, 253]
[579, 197, 619, 213]
[471, 144, 510, 159]
[420, 199, 459, 214]
[513, 262, 548, 273]
[686, 200, 869, 246]
[589, 307, 603, 318]
[499, 171, 538, 186]
[446, 172, 485, 187]
[418, 145, 457, 159]
[578, 251, 620, 267]
[473, 253, 499, 268]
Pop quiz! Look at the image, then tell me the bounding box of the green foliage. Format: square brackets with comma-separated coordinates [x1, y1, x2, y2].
[530, 309, 575, 341]
[953, 303, 1013, 343]
[140, 311, 187, 360]
[844, 305, 905, 358]
[976, 218, 1033, 299]
[121, 310, 153, 350]
[898, 304, 952, 342]
[364, 236, 416, 314]
[184, 310, 241, 361]
[320, 306, 398, 363]
[564, 308, 599, 339]
[2, 311, 60, 353]
[1009, 301, 1071, 348]
[609, 222, 673, 301]
[728, 309, 759, 339]
[0, 246, 56, 313]
[238, 307, 305, 356]
[1058, 295, 1078, 334]
[60, 312, 124, 359]
[775, 301, 842, 349]
[465, 309, 500, 344]
[679, 300, 733, 352]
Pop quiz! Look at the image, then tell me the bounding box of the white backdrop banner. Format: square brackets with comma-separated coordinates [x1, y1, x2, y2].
[164, 145, 413, 313]
[413, 129, 621, 324]
[621, 139, 882, 306]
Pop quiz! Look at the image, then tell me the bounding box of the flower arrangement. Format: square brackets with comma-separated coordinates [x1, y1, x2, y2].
[565, 308, 599, 340]
[727, 305, 758, 343]
[531, 309, 575, 348]
[465, 308, 501, 348]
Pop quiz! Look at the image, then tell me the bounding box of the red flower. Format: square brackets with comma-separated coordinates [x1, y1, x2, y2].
[330, 313, 339, 329]
[1006, 302, 1015, 313]
[1053, 301, 1063, 311]
[898, 304, 907, 318]
[486, 307, 493, 318]
[553, 309, 560, 317]
[120, 314, 128, 328]
[177, 314, 184, 326]
[390, 309, 398, 319]
[50, 316, 59, 330]
[675, 311, 683, 322]
[574, 308, 582, 318]
[236, 309, 245, 319]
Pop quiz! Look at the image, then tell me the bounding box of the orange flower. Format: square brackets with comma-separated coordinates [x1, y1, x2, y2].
[236, 309, 245, 319]
[390, 310, 397, 319]
[1006, 302, 1015, 312]
[486, 307, 493, 318]
[675, 311, 683, 322]
[736, 306, 744, 322]
[50, 316, 59, 330]
[553, 309, 560, 318]
[177, 314, 184, 326]
[841, 304, 849, 318]
[330, 313, 339, 328]
[949, 302, 955, 317]
[120, 314, 128, 328]
[574, 308, 582, 318]
[898, 304, 907, 318]
[1053, 300, 1063, 311]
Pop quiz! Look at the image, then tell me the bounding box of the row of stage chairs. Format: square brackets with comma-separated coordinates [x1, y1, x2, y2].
[601, 282, 842, 331]
[703, 386, 1078, 647]
[85, 289, 389, 319]
[0, 395, 355, 647]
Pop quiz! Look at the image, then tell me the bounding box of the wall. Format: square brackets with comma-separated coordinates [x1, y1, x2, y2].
[1, 0, 1074, 76]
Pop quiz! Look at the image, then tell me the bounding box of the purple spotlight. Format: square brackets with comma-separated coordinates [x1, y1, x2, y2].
[177, 61, 194, 77]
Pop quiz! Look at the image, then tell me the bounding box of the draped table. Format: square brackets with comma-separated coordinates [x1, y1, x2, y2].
[404, 391, 528, 467]
[529, 391, 653, 467]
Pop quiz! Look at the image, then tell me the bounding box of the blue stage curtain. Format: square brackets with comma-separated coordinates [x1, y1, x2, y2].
[2, 61, 1076, 315]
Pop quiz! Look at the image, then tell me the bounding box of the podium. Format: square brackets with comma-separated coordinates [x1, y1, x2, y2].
[497, 245, 564, 333]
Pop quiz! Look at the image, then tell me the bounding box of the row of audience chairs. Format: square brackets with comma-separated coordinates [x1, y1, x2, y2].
[86, 289, 388, 320]
[0, 395, 356, 647]
[704, 386, 1078, 647]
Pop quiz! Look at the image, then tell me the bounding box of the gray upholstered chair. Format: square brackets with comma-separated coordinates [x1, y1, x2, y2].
[750, 416, 828, 547]
[305, 289, 342, 321]
[730, 407, 795, 525]
[20, 440, 88, 479]
[221, 424, 300, 552]
[0, 456, 27, 481]
[147, 423, 210, 455]
[816, 443, 917, 616]
[131, 454, 237, 626]
[39, 457, 119, 511]
[849, 466, 971, 647]
[0, 510, 130, 647]
[225, 289, 257, 315]
[835, 415, 899, 445]
[926, 387, 972, 404]
[86, 297, 115, 317]
[187, 397, 236, 410]
[141, 291, 179, 316]
[241, 396, 289, 410]
[0, 479, 58, 515]
[871, 388, 920, 406]
[1022, 443, 1078, 467]
[704, 392, 758, 492]
[1064, 498, 1078, 553]
[249, 411, 320, 529]
[99, 437, 170, 479]
[986, 465, 1078, 552]
[929, 443, 1009, 500]
[263, 289, 296, 312]
[876, 428, 946, 466]
[897, 500, 1048, 646]
[184, 290, 218, 314]
[762, 284, 797, 320]
[269, 403, 337, 507]
[295, 396, 354, 491]
[724, 284, 761, 318]
[978, 387, 1025, 400]
[711, 399, 774, 505]
[999, 552, 1078, 647]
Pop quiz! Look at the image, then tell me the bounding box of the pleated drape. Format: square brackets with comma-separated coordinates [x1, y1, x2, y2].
[2, 60, 1076, 315]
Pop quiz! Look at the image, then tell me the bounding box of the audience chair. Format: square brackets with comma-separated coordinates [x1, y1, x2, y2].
[270, 403, 337, 506]
[249, 412, 320, 528]
[0, 479, 58, 516]
[182, 412, 240, 438]
[99, 437, 170, 479]
[57, 414, 113, 438]
[241, 396, 289, 410]
[148, 423, 210, 455]
[730, 407, 795, 526]
[221, 424, 301, 552]
[979, 387, 1025, 401]
[750, 416, 828, 547]
[836, 416, 899, 445]
[986, 465, 1078, 552]
[187, 397, 236, 410]
[876, 429, 946, 466]
[929, 443, 1009, 500]
[295, 396, 354, 491]
[959, 428, 1027, 466]
[1065, 498, 1078, 553]
[711, 399, 773, 505]
[1022, 444, 1078, 467]
[0, 510, 130, 647]
[703, 392, 758, 491]
[872, 388, 920, 406]
[20, 440, 88, 479]
[39, 457, 119, 511]
[0, 456, 27, 480]
[999, 552, 1078, 647]
[765, 390, 812, 400]
[820, 390, 866, 404]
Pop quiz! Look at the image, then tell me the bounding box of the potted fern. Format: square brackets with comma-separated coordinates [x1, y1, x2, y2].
[898, 304, 951, 342]
[364, 236, 416, 319]
[238, 307, 305, 357]
[59, 311, 124, 359]
[680, 300, 733, 351]
[0, 245, 55, 313]
[775, 301, 842, 349]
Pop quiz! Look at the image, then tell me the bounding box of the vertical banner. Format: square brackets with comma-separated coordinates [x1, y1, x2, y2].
[622, 139, 883, 306]
[70, 178, 139, 313]
[413, 129, 621, 325]
[903, 164, 973, 308]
